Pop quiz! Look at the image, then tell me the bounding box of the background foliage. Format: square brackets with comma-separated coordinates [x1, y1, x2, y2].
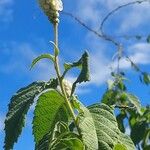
[0, 0, 150, 150]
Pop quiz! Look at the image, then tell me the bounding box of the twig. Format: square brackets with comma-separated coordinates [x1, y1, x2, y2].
[115, 105, 135, 109]
[61, 1, 150, 44]
[100, 0, 150, 34]
[61, 11, 120, 46]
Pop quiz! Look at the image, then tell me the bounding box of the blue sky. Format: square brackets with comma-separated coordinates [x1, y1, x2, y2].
[0, 0, 150, 149]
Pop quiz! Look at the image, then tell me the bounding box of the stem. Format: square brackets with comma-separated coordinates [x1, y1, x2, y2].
[53, 23, 81, 136]
[117, 45, 123, 75]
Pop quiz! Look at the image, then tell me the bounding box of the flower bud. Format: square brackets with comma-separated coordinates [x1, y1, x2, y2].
[38, 0, 63, 24]
[62, 79, 72, 97]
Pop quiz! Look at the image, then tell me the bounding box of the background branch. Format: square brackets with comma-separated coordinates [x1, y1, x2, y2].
[100, 0, 150, 35]
[62, 0, 150, 43]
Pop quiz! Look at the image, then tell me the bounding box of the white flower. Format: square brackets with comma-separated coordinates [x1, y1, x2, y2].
[62, 79, 72, 96]
[50, 0, 63, 11]
[38, 0, 63, 23]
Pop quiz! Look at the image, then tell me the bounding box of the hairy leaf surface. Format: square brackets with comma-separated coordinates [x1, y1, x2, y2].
[125, 93, 142, 114]
[4, 79, 57, 150]
[88, 103, 135, 150]
[73, 99, 98, 150]
[36, 121, 84, 150]
[33, 89, 69, 144]
[64, 51, 90, 95]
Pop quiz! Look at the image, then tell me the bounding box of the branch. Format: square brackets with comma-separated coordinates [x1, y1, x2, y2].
[100, 0, 150, 34]
[115, 105, 135, 109]
[61, 11, 120, 46]
[61, 1, 150, 74]
[62, 1, 150, 44]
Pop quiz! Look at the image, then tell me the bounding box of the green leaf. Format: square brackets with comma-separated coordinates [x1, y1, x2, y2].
[126, 57, 140, 72]
[33, 89, 69, 144]
[146, 35, 150, 43]
[88, 103, 135, 150]
[113, 143, 127, 150]
[135, 35, 142, 40]
[118, 132, 135, 150]
[101, 90, 117, 105]
[36, 121, 84, 150]
[30, 53, 54, 69]
[64, 51, 90, 83]
[63, 52, 88, 71]
[49, 41, 59, 56]
[130, 121, 147, 145]
[64, 51, 90, 95]
[74, 98, 98, 150]
[125, 93, 142, 114]
[142, 129, 150, 148]
[144, 145, 150, 150]
[75, 51, 90, 84]
[64, 59, 82, 71]
[143, 72, 150, 85]
[107, 80, 115, 90]
[4, 79, 58, 150]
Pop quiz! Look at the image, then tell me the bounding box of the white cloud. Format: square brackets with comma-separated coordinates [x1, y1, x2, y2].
[119, 43, 150, 69]
[0, 41, 56, 81]
[74, 0, 133, 28]
[1, 0, 150, 93]
[128, 43, 150, 64]
[90, 50, 111, 85]
[73, 0, 150, 33]
[66, 0, 150, 87]
[119, 3, 150, 32]
[0, 0, 14, 23]
[66, 42, 150, 88]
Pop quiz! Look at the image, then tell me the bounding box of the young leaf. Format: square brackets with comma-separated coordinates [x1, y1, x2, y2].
[101, 90, 118, 105]
[75, 51, 90, 84]
[143, 72, 150, 85]
[33, 89, 70, 144]
[64, 59, 82, 70]
[71, 51, 90, 95]
[135, 35, 142, 40]
[88, 103, 135, 150]
[74, 98, 98, 150]
[126, 57, 140, 72]
[64, 51, 90, 81]
[36, 121, 84, 150]
[113, 143, 127, 150]
[30, 53, 54, 69]
[49, 41, 59, 56]
[125, 93, 142, 114]
[4, 79, 57, 150]
[147, 35, 150, 43]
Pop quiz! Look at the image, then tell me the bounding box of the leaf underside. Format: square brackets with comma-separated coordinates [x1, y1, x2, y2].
[88, 103, 135, 150]
[65, 51, 90, 95]
[76, 100, 98, 150]
[4, 79, 58, 150]
[125, 93, 142, 114]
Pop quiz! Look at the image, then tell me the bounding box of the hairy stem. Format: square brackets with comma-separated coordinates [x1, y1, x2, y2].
[53, 23, 81, 136]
